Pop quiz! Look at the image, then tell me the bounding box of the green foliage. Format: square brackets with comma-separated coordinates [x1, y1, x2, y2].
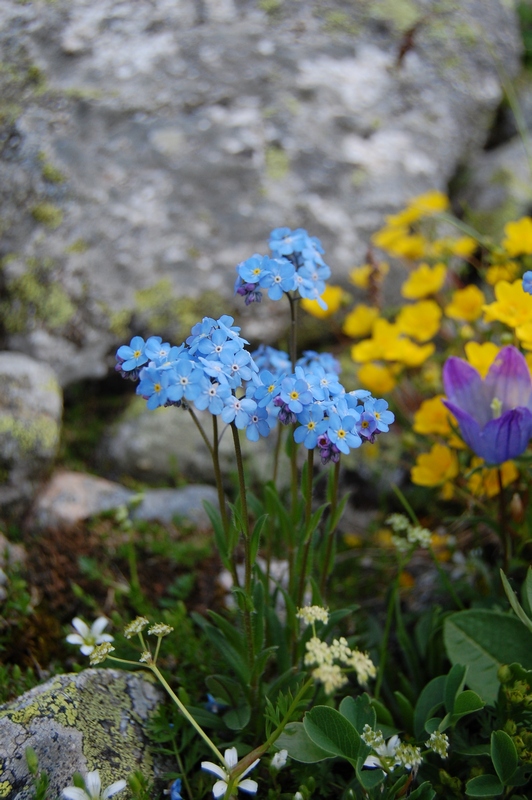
[0, 256, 75, 334]
[31, 202, 64, 228]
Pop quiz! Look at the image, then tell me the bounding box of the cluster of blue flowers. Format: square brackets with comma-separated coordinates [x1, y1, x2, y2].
[234, 227, 331, 309]
[116, 325, 394, 459]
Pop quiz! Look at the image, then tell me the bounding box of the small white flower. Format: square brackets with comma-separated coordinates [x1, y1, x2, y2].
[62, 769, 126, 800]
[407, 526, 432, 549]
[425, 730, 449, 758]
[66, 618, 114, 656]
[124, 616, 149, 638]
[396, 742, 423, 770]
[363, 734, 401, 771]
[296, 605, 329, 625]
[89, 643, 115, 665]
[386, 514, 410, 532]
[148, 623, 174, 637]
[201, 747, 259, 798]
[270, 749, 288, 771]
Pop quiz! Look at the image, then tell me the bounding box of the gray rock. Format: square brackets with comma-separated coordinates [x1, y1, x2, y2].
[0, 0, 521, 384]
[100, 397, 290, 488]
[0, 352, 62, 520]
[29, 468, 222, 529]
[0, 668, 165, 800]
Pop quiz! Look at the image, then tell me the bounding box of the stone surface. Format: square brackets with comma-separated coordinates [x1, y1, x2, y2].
[29, 468, 221, 530]
[0, 0, 521, 384]
[99, 396, 290, 488]
[0, 668, 164, 800]
[0, 352, 63, 520]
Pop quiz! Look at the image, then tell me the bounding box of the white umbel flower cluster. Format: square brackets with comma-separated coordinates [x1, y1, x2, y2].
[386, 513, 432, 551]
[304, 636, 376, 694]
[296, 605, 329, 625]
[425, 730, 450, 758]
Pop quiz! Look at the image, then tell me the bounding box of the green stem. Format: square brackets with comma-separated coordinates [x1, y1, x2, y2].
[498, 467, 511, 574]
[297, 449, 315, 608]
[230, 422, 256, 671]
[320, 459, 341, 597]
[374, 572, 400, 701]
[150, 663, 226, 764]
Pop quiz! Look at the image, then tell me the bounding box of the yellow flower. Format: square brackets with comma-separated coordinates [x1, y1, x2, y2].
[342, 305, 380, 338]
[401, 263, 447, 299]
[516, 321, 532, 350]
[396, 300, 442, 342]
[388, 338, 435, 367]
[485, 261, 519, 285]
[464, 341, 500, 378]
[413, 395, 455, 436]
[502, 217, 532, 257]
[411, 443, 459, 487]
[407, 189, 449, 217]
[301, 285, 345, 318]
[351, 319, 402, 362]
[372, 226, 427, 259]
[357, 362, 397, 394]
[444, 285, 485, 322]
[350, 264, 372, 289]
[483, 279, 532, 328]
[467, 457, 519, 498]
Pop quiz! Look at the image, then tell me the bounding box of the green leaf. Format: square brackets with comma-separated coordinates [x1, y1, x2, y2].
[339, 694, 376, 733]
[394, 691, 414, 734]
[449, 690, 485, 726]
[525, 567, 532, 616]
[223, 703, 251, 731]
[205, 675, 243, 706]
[445, 664, 468, 713]
[370, 698, 394, 728]
[356, 767, 385, 790]
[413, 675, 446, 739]
[276, 722, 333, 763]
[444, 610, 532, 704]
[252, 580, 265, 652]
[407, 782, 436, 800]
[500, 570, 532, 635]
[303, 706, 361, 764]
[425, 717, 443, 734]
[508, 764, 532, 787]
[491, 730, 518, 785]
[250, 514, 268, 565]
[465, 774, 504, 797]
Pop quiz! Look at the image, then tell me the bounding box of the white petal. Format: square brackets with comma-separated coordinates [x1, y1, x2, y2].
[80, 644, 95, 656]
[72, 618, 90, 638]
[201, 762, 227, 781]
[238, 778, 258, 794]
[363, 756, 383, 769]
[212, 780, 228, 798]
[91, 617, 110, 636]
[84, 771, 101, 799]
[96, 634, 114, 645]
[62, 788, 89, 800]
[66, 634, 84, 645]
[223, 747, 238, 769]
[240, 758, 259, 779]
[102, 779, 127, 799]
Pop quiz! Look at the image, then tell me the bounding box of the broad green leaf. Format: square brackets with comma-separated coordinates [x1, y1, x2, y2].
[444, 610, 532, 704]
[205, 675, 243, 706]
[425, 717, 443, 734]
[453, 743, 490, 757]
[304, 706, 361, 763]
[276, 722, 333, 763]
[491, 730, 517, 785]
[500, 570, 532, 635]
[356, 766, 385, 790]
[449, 690, 485, 725]
[370, 698, 394, 727]
[508, 764, 532, 786]
[407, 782, 436, 800]
[223, 703, 251, 731]
[394, 691, 414, 734]
[465, 774, 504, 797]
[413, 675, 446, 739]
[339, 693, 375, 733]
[445, 664, 468, 713]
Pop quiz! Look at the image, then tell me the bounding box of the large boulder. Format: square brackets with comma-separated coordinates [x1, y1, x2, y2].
[0, 352, 62, 520]
[0, 0, 521, 384]
[0, 669, 165, 800]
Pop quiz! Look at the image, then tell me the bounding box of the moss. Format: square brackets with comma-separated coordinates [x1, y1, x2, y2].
[0, 781, 10, 798]
[31, 202, 63, 229]
[367, 0, 423, 32]
[0, 414, 60, 454]
[133, 281, 227, 342]
[108, 308, 133, 338]
[0, 257, 76, 334]
[38, 153, 66, 184]
[66, 239, 89, 254]
[259, 0, 282, 15]
[265, 145, 290, 180]
[323, 10, 360, 35]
